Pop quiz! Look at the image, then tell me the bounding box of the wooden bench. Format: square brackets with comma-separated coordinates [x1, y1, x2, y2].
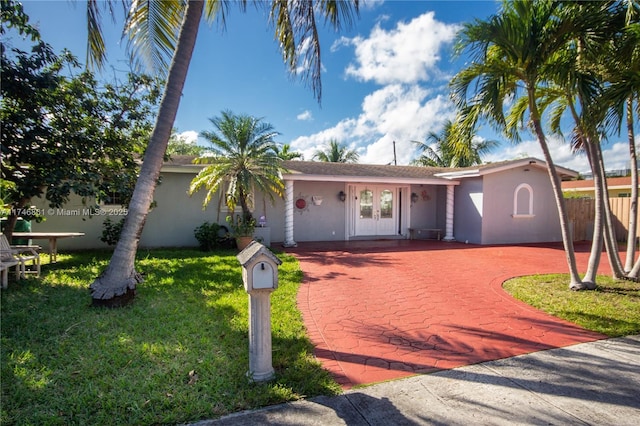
[0, 258, 20, 289]
[408, 228, 442, 241]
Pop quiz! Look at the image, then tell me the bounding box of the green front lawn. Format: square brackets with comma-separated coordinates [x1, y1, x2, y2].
[1, 249, 340, 425]
[3, 249, 639, 425]
[504, 274, 640, 337]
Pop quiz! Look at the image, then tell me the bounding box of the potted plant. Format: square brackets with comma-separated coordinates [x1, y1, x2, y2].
[226, 213, 256, 251]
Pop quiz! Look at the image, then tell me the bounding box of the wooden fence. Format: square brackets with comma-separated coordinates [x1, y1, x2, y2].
[566, 197, 638, 241]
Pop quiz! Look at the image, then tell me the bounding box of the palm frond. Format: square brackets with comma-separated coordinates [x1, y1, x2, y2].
[124, 0, 186, 73]
[86, 0, 124, 69]
[269, 0, 359, 103]
[190, 111, 286, 216]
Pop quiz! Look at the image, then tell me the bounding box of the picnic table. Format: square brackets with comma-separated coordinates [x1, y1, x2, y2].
[12, 232, 85, 263]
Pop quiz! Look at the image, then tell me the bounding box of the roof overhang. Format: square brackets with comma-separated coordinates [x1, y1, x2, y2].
[434, 158, 579, 180]
[161, 164, 203, 174]
[282, 173, 459, 186]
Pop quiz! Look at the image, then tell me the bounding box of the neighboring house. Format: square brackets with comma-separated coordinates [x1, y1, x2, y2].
[27, 156, 577, 250]
[562, 176, 637, 198]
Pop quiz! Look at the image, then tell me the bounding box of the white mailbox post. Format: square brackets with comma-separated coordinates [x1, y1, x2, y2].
[236, 241, 282, 382]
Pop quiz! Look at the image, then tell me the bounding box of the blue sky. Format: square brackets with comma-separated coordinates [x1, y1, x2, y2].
[16, 0, 633, 173]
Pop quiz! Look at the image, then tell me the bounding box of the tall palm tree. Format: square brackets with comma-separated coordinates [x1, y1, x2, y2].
[452, 0, 589, 290]
[600, 4, 640, 275]
[412, 115, 497, 168]
[86, 0, 360, 305]
[274, 143, 303, 160]
[536, 1, 633, 283]
[312, 139, 359, 163]
[188, 110, 285, 224]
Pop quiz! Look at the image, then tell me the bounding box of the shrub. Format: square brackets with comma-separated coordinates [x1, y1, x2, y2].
[194, 221, 231, 251]
[101, 217, 124, 246]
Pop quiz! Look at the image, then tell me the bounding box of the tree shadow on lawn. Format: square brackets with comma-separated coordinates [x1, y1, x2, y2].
[1, 249, 339, 424]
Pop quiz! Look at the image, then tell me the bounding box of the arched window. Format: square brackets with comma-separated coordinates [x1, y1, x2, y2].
[513, 183, 534, 218]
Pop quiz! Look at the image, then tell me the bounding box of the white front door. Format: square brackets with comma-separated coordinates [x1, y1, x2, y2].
[355, 185, 397, 236]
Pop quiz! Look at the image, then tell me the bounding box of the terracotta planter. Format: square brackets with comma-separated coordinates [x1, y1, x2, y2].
[236, 236, 254, 251]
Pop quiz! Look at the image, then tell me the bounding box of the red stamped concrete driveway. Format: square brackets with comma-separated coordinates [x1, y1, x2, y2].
[288, 241, 609, 389]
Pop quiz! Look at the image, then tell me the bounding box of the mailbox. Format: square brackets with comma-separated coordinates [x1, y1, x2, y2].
[236, 240, 282, 381]
[237, 241, 282, 292]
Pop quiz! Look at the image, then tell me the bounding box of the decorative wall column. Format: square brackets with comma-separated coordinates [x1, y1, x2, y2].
[283, 180, 297, 247]
[443, 184, 455, 241]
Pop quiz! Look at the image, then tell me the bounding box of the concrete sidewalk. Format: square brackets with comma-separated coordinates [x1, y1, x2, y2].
[192, 335, 640, 425]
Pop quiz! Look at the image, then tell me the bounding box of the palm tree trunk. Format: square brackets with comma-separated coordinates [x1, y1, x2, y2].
[2, 197, 30, 242]
[581, 139, 602, 287]
[594, 141, 627, 279]
[89, 0, 204, 306]
[566, 98, 600, 287]
[528, 91, 583, 289]
[629, 251, 640, 279]
[625, 97, 638, 272]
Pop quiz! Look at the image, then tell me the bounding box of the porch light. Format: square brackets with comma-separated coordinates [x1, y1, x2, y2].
[338, 191, 346, 202]
[411, 192, 419, 204]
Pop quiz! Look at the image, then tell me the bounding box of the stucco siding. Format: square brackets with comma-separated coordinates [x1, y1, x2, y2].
[142, 173, 226, 247]
[408, 185, 439, 229]
[287, 181, 346, 242]
[27, 171, 287, 250]
[453, 178, 483, 244]
[27, 195, 113, 251]
[481, 166, 562, 244]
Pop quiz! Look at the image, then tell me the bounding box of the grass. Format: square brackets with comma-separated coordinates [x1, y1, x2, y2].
[1, 249, 341, 425]
[503, 274, 640, 337]
[4, 250, 639, 425]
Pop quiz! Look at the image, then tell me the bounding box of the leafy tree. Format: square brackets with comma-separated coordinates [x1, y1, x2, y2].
[166, 130, 210, 156]
[312, 139, 359, 163]
[188, 110, 285, 227]
[274, 143, 303, 160]
[452, 0, 591, 289]
[85, 0, 360, 305]
[412, 115, 497, 168]
[1, 0, 39, 41]
[1, 7, 161, 240]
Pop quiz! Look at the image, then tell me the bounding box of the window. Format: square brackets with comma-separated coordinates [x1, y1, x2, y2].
[103, 190, 126, 206]
[359, 189, 373, 219]
[513, 183, 534, 218]
[220, 186, 255, 213]
[380, 189, 393, 219]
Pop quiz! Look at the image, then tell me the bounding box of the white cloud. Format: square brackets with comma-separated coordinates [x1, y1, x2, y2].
[290, 84, 455, 164]
[296, 110, 313, 121]
[362, 0, 385, 10]
[177, 130, 198, 144]
[290, 11, 460, 165]
[338, 12, 460, 85]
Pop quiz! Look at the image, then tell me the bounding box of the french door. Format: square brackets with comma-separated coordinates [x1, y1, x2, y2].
[354, 185, 397, 236]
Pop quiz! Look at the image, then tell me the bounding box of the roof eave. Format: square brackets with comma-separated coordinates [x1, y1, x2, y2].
[282, 173, 460, 186]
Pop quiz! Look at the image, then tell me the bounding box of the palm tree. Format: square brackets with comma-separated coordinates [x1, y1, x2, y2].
[452, 0, 589, 290]
[312, 139, 359, 163]
[188, 110, 285, 227]
[599, 3, 640, 275]
[535, 1, 634, 283]
[412, 121, 456, 167]
[274, 143, 303, 160]
[86, 0, 360, 305]
[412, 115, 497, 168]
